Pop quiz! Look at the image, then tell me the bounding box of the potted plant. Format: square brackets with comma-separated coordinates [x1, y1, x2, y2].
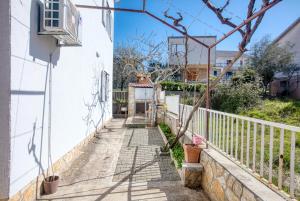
[43, 175, 60, 195]
[183, 135, 204, 163]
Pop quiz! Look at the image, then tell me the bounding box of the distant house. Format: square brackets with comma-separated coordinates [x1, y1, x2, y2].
[214, 50, 248, 81]
[167, 36, 249, 82]
[271, 71, 300, 99]
[271, 17, 300, 99]
[168, 36, 216, 82]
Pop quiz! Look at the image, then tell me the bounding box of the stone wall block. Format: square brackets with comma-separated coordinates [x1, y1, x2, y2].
[217, 176, 226, 187]
[226, 175, 235, 189]
[225, 188, 239, 201]
[233, 180, 243, 198]
[215, 162, 224, 177]
[241, 187, 256, 201]
[211, 179, 225, 201]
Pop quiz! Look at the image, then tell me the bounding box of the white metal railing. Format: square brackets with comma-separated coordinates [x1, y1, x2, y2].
[179, 104, 299, 199]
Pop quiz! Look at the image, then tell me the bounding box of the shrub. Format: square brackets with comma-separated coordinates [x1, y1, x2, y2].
[172, 144, 184, 168]
[159, 123, 184, 168]
[160, 81, 206, 92]
[211, 68, 262, 113]
[211, 83, 262, 113]
[180, 97, 194, 106]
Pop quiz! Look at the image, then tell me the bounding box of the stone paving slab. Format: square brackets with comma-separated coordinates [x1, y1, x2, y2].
[113, 128, 180, 183]
[40, 119, 209, 201]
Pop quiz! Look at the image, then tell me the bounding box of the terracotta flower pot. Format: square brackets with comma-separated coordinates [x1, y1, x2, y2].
[183, 144, 202, 163]
[43, 175, 60, 195]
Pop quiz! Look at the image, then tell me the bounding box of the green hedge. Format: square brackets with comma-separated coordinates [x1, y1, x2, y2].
[160, 81, 206, 92]
[159, 123, 184, 168]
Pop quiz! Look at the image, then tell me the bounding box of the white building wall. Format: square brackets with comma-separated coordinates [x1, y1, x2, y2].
[165, 95, 179, 115]
[135, 88, 153, 100]
[0, 1, 11, 199]
[168, 36, 216, 66]
[276, 21, 300, 66]
[9, 0, 114, 197]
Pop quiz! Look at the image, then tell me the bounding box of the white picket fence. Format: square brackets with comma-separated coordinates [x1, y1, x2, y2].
[179, 104, 300, 199]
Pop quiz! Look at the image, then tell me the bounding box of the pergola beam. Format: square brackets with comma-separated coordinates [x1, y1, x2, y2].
[76, 0, 281, 148]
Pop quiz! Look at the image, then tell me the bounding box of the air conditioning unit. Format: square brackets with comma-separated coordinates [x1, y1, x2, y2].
[39, 0, 82, 46]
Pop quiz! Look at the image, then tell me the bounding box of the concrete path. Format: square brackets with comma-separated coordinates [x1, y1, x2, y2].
[41, 119, 209, 201]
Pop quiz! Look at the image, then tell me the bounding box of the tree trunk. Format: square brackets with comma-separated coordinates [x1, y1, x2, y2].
[169, 51, 244, 149]
[151, 84, 157, 127]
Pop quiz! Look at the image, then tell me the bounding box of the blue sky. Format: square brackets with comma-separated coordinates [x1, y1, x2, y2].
[114, 0, 300, 51]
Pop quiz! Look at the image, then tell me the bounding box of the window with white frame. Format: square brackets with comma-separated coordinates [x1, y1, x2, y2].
[44, 0, 60, 28]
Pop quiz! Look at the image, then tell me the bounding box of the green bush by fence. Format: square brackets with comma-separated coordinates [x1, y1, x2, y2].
[160, 81, 206, 92]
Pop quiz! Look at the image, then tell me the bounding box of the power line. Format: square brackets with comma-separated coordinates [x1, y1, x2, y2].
[187, 3, 206, 30]
[162, 0, 226, 35]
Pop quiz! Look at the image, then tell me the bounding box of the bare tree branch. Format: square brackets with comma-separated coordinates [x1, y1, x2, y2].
[169, 0, 281, 149]
[164, 11, 187, 34]
[202, 0, 245, 36]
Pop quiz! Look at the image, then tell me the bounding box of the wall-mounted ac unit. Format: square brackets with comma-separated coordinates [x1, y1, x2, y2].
[39, 0, 82, 46]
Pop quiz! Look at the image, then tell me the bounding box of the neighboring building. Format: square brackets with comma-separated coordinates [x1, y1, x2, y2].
[273, 17, 300, 66]
[271, 17, 300, 99]
[168, 36, 216, 82]
[271, 71, 300, 99]
[214, 50, 248, 81]
[167, 36, 249, 82]
[0, 0, 114, 200]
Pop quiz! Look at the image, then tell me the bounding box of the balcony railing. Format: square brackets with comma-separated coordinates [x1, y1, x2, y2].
[215, 62, 242, 67]
[179, 104, 299, 199]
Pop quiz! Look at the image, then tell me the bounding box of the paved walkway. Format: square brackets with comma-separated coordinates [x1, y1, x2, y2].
[41, 119, 209, 201]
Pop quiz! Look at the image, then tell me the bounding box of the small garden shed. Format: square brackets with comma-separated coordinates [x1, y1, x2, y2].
[128, 74, 153, 116]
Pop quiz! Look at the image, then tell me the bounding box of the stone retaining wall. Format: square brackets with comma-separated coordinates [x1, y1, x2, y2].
[158, 109, 286, 201]
[200, 149, 285, 201]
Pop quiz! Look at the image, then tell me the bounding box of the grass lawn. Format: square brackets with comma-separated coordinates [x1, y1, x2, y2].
[239, 99, 300, 175]
[233, 99, 300, 196]
[240, 99, 300, 127]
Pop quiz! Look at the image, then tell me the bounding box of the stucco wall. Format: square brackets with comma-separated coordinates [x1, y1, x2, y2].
[0, 1, 11, 199]
[9, 0, 113, 197]
[277, 21, 300, 66]
[168, 36, 216, 66]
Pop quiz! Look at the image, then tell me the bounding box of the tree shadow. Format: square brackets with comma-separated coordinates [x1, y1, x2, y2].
[28, 121, 46, 179]
[25, 61, 50, 198]
[37, 128, 198, 201]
